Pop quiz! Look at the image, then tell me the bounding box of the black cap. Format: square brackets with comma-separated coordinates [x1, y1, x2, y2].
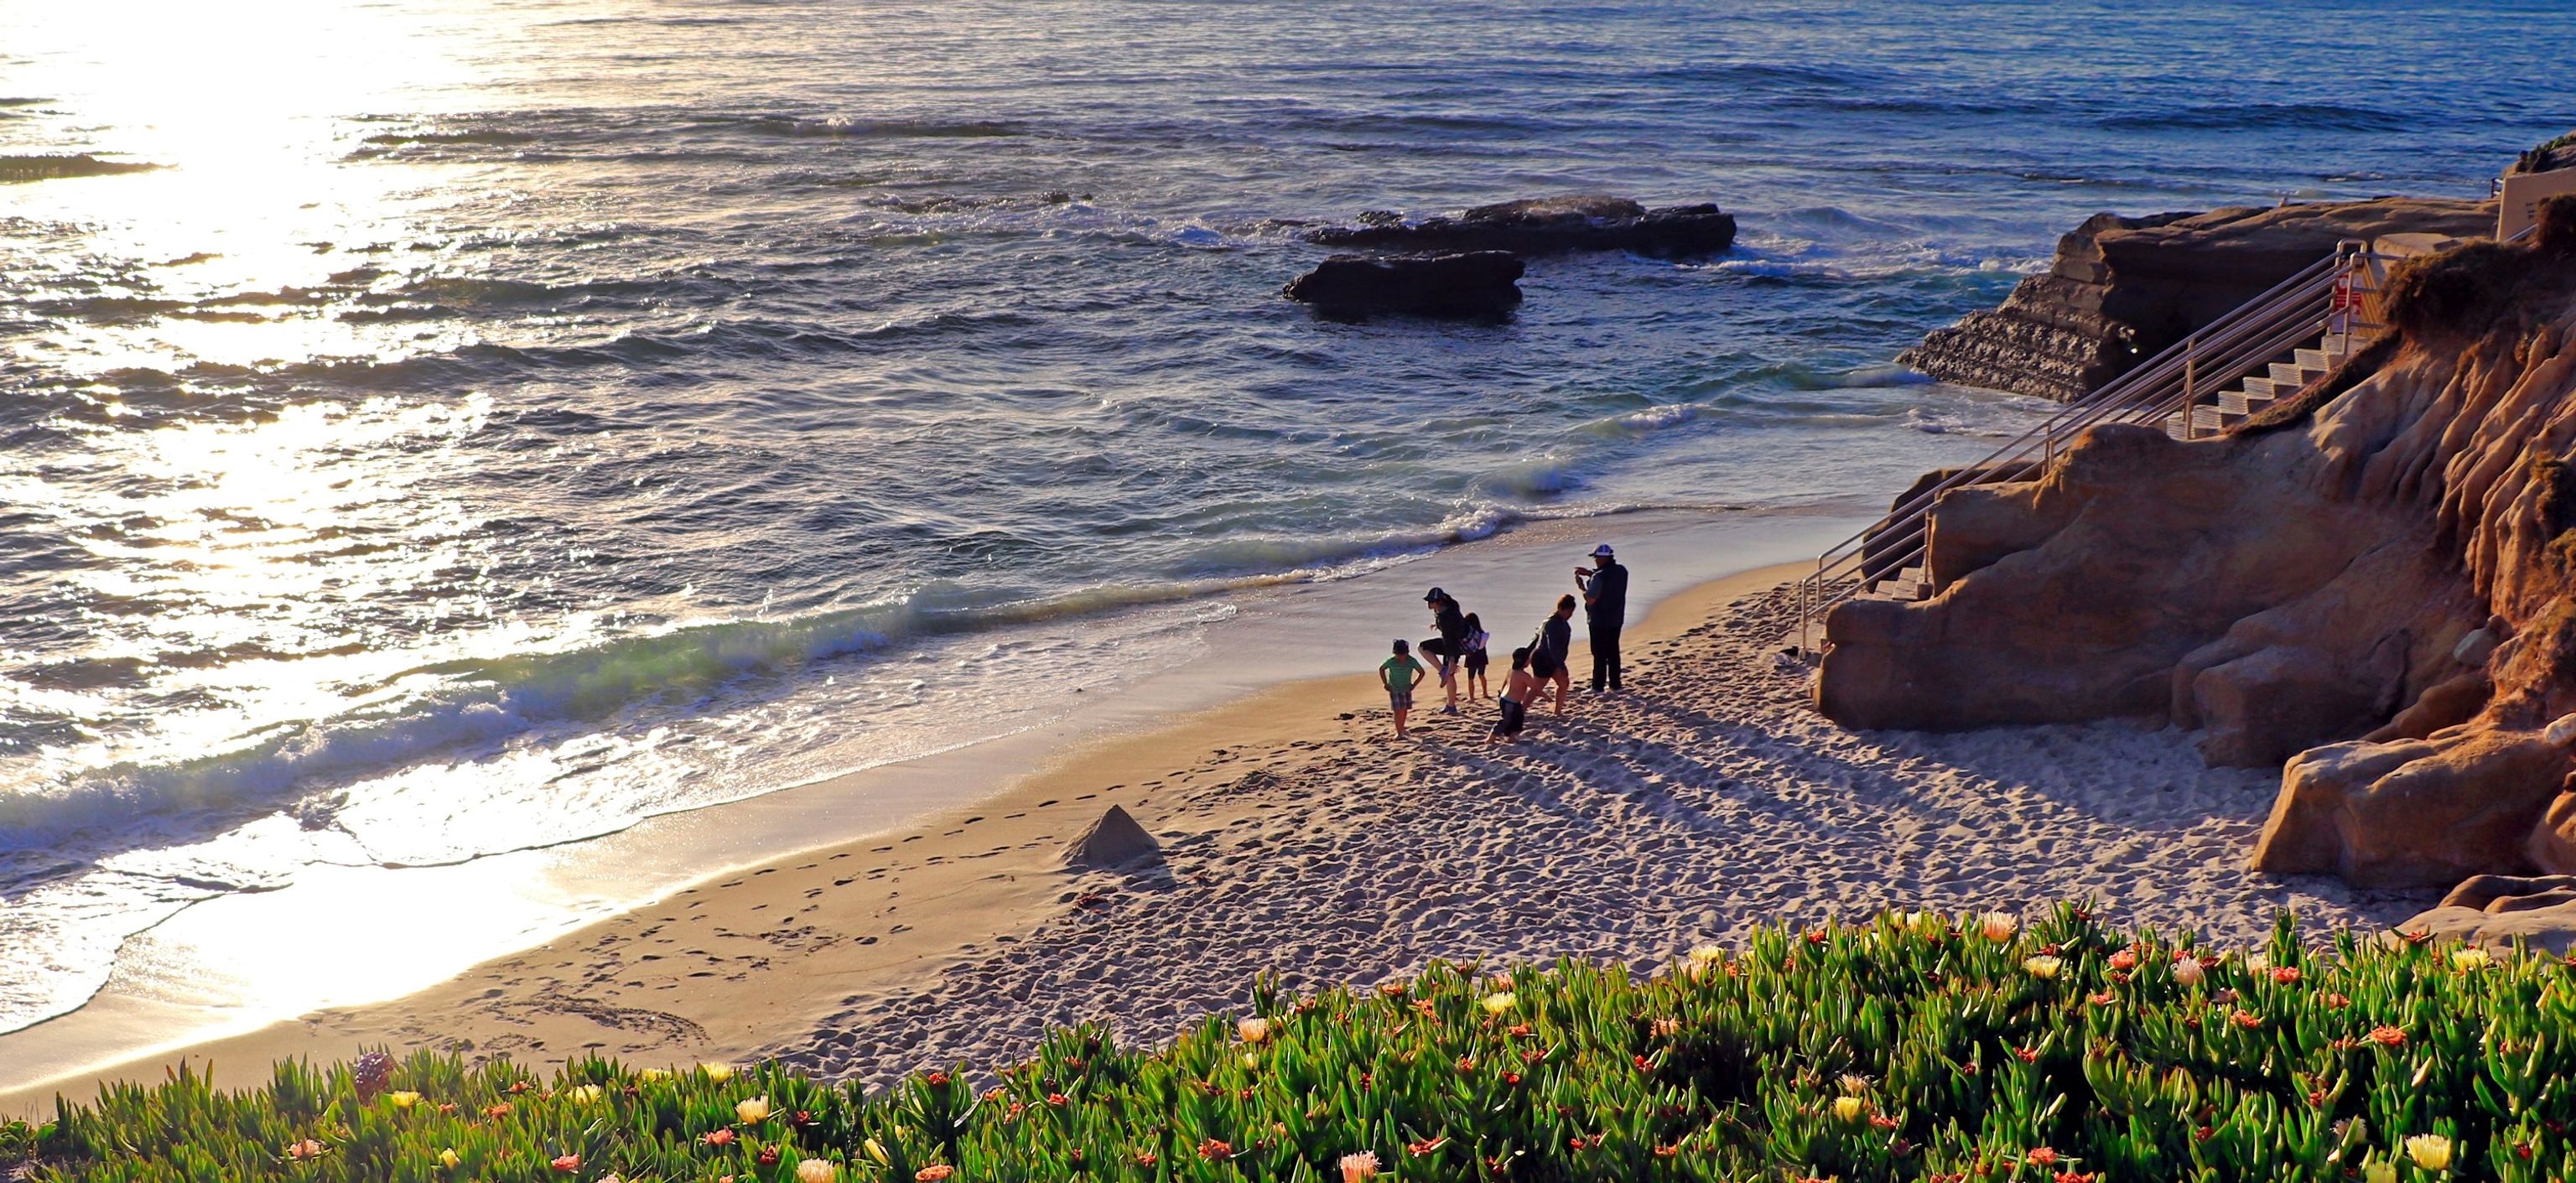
[1424, 587, 1446, 602]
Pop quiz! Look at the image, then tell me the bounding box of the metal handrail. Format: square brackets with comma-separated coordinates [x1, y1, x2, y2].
[1794, 243, 2384, 648]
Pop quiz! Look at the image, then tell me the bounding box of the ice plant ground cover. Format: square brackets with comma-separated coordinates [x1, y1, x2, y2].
[8, 905, 2575, 1182]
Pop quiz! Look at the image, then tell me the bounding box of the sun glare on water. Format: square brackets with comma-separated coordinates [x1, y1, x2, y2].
[8, 0, 502, 372]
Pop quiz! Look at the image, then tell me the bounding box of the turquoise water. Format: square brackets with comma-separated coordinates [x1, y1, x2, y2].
[0, 0, 2565, 1031]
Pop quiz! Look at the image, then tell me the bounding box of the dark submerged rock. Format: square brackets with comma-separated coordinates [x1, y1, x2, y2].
[1282, 251, 1524, 319]
[1304, 195, 1737, 258]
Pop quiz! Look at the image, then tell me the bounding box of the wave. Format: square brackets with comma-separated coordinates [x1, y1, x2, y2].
[724, 115, 1028, 140]
[1, 154, 158, 182]
[360, 129, 538, 148]
[2097, 102, 2410, 134]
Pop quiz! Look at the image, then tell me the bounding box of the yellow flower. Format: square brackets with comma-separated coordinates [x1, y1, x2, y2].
[438, 1148, 460, 1170]
[387, 1091, 421, 1110]
[701, 1063, 736, 1082]
[2405, 1133, 2453, 1171]
[568, 1084, 603, 1103]
[1836, 1074, 1870, 1097]
[639, 1068, 671, 1082]
[2362, 1160, 2397, 1183]
[1687, 944, 1723, 965]
[1240, 1052, 1259, 1070]
[1978, 912, 2018, 942]
[2451, 947, 2493, 972]
[2245, 952, 2270, 973]
[1481, 991, 1516, 1015]
[865, 1139, 891, 1166]
[2023, 955, 2062, 980]
[1831, 1095, 1867, 1122]
[797, 1160, 838, 1183]
[737, 1096, 772, 1124]
[1237, 1017, 1270, 1044]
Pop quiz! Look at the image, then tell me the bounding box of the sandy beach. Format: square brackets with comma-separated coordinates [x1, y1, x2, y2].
[0, 556, 2433, 1114]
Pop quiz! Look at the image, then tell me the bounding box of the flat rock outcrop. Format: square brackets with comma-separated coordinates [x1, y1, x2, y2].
[1899, 198, 2494, 401]
[1282, 251, 1523, 319]
[1303, 195, 1736, 258]
[2399, 873, 2576, 952]
[1820, 195, 2576, 890]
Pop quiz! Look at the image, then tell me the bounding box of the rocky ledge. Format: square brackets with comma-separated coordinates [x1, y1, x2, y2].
[1820, 195, 2576, 905]
[1303, 195, 1737, 258]
[1899, 198, 2493, 402]
[1281, 251, 1524, 319]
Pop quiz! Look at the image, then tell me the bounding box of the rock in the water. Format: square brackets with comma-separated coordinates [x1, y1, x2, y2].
[1282, 251, 1523, 319]
[1062, 804, 1162, 869]
[2401, 874, 2576, 953]
[1304, 195, 1736, 258]
[1898, 198, 2494, 401]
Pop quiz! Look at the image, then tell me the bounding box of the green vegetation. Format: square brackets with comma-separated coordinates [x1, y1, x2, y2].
[11, 906, 2576, 1182]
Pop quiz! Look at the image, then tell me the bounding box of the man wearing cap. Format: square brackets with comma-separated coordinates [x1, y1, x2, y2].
[1422, 587, 1471, 714]
[1574, 544, 1628, 693]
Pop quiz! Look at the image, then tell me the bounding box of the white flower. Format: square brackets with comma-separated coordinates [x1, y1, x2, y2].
[797, 1159, 838, 1183]
[1338, 1151, 1380, 1183]
[1977, 912, 2018, 942]
[1237, 1017, 1270, 1044]
[736, 1096, 771, 1123]
[2405, 1133, 2454, 1171]
[2172, 954, 2205, 987]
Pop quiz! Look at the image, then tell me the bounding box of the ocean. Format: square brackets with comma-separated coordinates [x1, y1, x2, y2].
[0, 0, 2564, 1038]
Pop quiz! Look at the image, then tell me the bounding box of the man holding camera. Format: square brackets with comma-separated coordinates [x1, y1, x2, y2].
[1574, 543, 1628, 694]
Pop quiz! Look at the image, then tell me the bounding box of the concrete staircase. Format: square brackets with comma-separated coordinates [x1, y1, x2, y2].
[2169, 341, 2355, 437]
[1799, 240, 2400, 641]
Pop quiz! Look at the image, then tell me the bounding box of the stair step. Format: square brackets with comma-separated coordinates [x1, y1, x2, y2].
[2240, 376, 2293, 398]
[2269, 361, 2324, 386]
[2218, 390, 2277, 415]
[2191, 406, 2245, 433]
[2295, 347, 2342, 371]
[2166, 411, 2196, 440]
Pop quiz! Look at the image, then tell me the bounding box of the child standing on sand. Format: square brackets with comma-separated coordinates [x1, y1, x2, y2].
[1488, 646, 1535, 745]
[1462, 612, 1491, 700]
[1379, 639, 1426, 739]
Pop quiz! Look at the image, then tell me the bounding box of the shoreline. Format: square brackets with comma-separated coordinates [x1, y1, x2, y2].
[0, 512, 1844, 1113]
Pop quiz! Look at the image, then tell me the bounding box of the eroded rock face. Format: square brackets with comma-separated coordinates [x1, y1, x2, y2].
[1281, 251, 1524, 319]
[1899, 199, 2494, 401]
[1823, 204, 2576, 889]
[1303, 195, 1737, 258]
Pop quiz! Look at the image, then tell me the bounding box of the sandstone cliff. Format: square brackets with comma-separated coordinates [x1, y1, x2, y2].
[1899, 198, 2494, 402]
[1821, 197, 2576, 892]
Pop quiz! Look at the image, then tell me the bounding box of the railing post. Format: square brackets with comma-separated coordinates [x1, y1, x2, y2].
[2182, 336, 2197, 439]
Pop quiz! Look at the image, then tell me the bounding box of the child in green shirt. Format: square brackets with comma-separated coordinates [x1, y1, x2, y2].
[1379, 639, 1427, 739]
